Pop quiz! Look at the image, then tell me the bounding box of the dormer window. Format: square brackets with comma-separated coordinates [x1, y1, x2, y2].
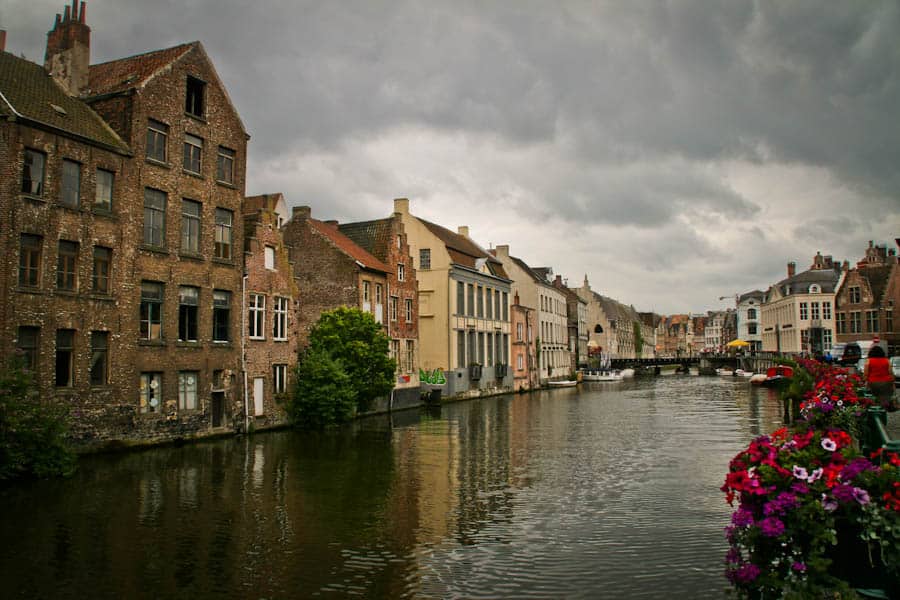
[186, 76, 206, 118]
[809, 284, 821, 294]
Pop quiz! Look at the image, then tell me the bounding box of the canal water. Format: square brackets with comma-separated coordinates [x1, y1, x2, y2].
[0, 376, 783, 599]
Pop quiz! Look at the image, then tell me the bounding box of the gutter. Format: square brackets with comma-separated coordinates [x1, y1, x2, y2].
[241, 273, 249, 433]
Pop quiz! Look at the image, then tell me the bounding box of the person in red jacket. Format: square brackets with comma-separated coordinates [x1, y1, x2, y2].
[864, 345, 896, 411]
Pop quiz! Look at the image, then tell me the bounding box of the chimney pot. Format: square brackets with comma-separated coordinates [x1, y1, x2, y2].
[458, 226, 469, 238]
[292, 205, 311, 220]
[393, 198, 409, 214]
[787, 261, 796, 278]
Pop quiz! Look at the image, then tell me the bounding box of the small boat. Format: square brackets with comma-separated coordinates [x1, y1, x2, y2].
[734, 369, 754, 378]
[757, 366, 794, 387]
[749, 373, 768, 385]
[580, 369, 624, 382]
[716, 368, 734, 377]
[619, 368, 635, 379]
[548, 380, 578, 388]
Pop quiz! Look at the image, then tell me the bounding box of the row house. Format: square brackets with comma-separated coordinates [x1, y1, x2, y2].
[394, 198, 512, 398]
[657, 314, 693, 357]
[510, 291, 538, 391]
[243, 194, 298, 428]
[761, 254, 842, 355]
[2, 4, 249, 447]
[737, 290, 765, 352]
[551, 275, 589, 370]
[834, 240, 900, 355]
[690, 315, 707, 355]
[637, 312, 661, 359]
[575, 276, 648, 360]
[491, 246, 569, 382]
[338, 213, 420, 408]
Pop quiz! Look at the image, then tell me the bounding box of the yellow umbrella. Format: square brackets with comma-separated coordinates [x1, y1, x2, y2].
[726, 339, 750, 348]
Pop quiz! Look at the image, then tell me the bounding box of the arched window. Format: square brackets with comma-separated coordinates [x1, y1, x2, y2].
[809, 284, 821, 294]
[747, 308, 757, 320]
[594, 324, 603, 333]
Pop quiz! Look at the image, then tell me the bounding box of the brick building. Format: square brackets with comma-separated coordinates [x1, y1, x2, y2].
[338, 214, 420, 409]
[510, 292, 538, 391]
[2, 3, 249, 447]
[243, 194, 298, 428]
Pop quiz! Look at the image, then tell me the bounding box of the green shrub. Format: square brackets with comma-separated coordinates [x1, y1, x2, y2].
[288, 346, 357, 429]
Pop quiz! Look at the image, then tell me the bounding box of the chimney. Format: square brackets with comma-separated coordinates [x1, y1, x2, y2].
[494, 244, 509, 260]
[45, 1, 91, 96]
[787, 261, 796, 278]
[292, 205, 311, 221]
[393, 198, 409, 215]
[0, 30, 6, 53]
[324, 220, 339, 228]
[458, 226, 469, 238]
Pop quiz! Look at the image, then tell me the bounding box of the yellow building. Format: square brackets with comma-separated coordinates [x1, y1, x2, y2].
[393, 199, 512, 397]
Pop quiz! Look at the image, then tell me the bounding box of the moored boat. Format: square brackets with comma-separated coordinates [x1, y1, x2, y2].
[580, 369, 624, 382]
[548, 379, 578, 387]
[758, 365, 794, 387]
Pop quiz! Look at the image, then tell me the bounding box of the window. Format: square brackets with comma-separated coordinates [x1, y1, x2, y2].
[61, 160, 80, 208]
[809, 284, 821, 294]
[214, 208, 233, 259]
[185, 76, 205, 117]
[90, 331, 109, 386]
[178, 286, 199, 342]
[264, 246, 275, 270]
[885, 310, 893, 333]
[457, 331, 466, 367]
[92, 246, 111, 293]
[457, 281, 465, 315]
[823, 329, 832, 351]
[849, 286, 861, 304]
[405, 340, 414, 374]
[363, 281, 371, 304]
[823, 302, 832, 320]
[398, 263, 405, 282]
[390, 296, 398, 321]
[19, 234, 42, 287]
[273, 364, 287, 395]
[216, 146, 235, 184]
[799, 302, 808, 320]
[95, 169, 114, 211]
[143, 188, 167, 248]
[747, 308, 757, 320]
[55, 329, 74, 387]
[146, 119, 168, 162]
[178, 371, 199, 410]
[57, 240, 78, 291]
[16, 326, 39, 371]
[477, 286, 484, 317]
[391, 339, 400, 364]
[517, 323, 523, 341]
[467, 284, 474, 316]
[213, 290, 231, 342]
[419, 249, 431, 270]
[181, 199, 201, 254]
[140, 282, 164, 340]
[183, 134, 203, 174]
[468, 330, 476, 365]
[502, 334, 509, 363]
[249, 294, 265, 339]
[747, 323, 758, 335]
[375, 284, 383, 304]
[140, 372, 162, 413]
[866, 310, 878, 333]
[487, 332, 493, 366]
[836, 312, 846, 334]
[405, 298, 413, 322]
[486, 288, 493, 319]
[273, 296, 288, 340]
[517, 354, 524, 371]
[22, 148, 46, 195]
[811, 302, 820, 321]
[478, 332, 485, 364]
[850, 311, 861, 334]
[502, 292, 508, 320]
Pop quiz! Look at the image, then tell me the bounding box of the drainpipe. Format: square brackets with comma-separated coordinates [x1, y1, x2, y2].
[241, 273, 249, 434]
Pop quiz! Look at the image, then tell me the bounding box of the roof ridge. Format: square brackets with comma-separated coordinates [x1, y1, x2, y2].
[89, 41, 197, 69]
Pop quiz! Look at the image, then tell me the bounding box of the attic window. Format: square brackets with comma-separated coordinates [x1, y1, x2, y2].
[809, 284, 821, 294]
[49, 103, 67, 116]
[185, 76, 205, 118]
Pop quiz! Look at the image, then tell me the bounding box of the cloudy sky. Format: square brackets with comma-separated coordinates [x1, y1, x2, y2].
[4, 1, 899, 314]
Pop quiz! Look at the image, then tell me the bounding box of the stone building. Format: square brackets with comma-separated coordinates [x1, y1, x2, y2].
[2, 3, 248, 447]
[736, 290, 765, 353]
[552, 275, 588, 370]
[338, 213, 421, 409]
[834, 240, 900, 354]
[243, 194, 298, 429]
[393, 198, 512, 398]
[574, 276, 647, 360]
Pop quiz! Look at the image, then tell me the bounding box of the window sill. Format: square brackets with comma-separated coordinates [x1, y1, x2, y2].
[55, 202, 82, 213]
[211, 257, 234, 266]
[175, 341, 201, 348]
[272, 338, 290, 343]
[182, 169, 204, 180]
[178, 252, 204, 262]
[215, 180, 238, 190]
[20, 194, 47, 204]
[91, 208, 116, 219]
[15, 286, 47, 295]
[138, 339, 167, 347]
[86, 292, 115, 302]
[140, 245, 169, 255]
[211, 341, 233, 348]
[185, 112, 207, 124]
[145, 158, 172, 169]
[248, 337, 267, 342]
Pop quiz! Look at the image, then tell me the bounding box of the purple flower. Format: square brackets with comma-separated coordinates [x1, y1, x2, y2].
[852, 487, 870, 505]
[841, 457, 876, 482]
[764, 492, 800, 516]
[732, 507, 755, 527]
[759, 517, 785, 537]
[807, 468, 823, 483]
[822, 495, 838, 512]
[792, 561, 807, 573]
[792, 465, 809, 480]
[725, 547, 742, 565]
[832, 484, 856, 504]
[734, 563, 761, 583]
[791, 482, 810, 495]
[821, 437, 837, 452]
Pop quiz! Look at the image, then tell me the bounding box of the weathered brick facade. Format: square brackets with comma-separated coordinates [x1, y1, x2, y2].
[243, 194, 298, 429]
[835, 240, 900, 354]
[1, 5, 249, 448]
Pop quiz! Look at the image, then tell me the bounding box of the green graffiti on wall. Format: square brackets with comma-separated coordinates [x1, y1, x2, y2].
[419, 368, 446, 386]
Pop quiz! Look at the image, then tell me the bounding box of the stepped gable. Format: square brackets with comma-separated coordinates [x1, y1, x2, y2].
[419, 218, 509, 279]
[86, 42, 195, 96]
[0, 51, 129, 153]
[308, 219, 389, 274]
[856, 265, 893, 304]
[338, 218, 392, 263]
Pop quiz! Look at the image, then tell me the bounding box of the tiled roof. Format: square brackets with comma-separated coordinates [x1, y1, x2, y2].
[309, 219, 389, 274]
[774, 267, 841, 296]
[738, 290, 765, 303]
[338, 219, 392, 263]
[420, 218, 509, 279]
[0, 51, 130, 153]
[86, 43, 196, 96]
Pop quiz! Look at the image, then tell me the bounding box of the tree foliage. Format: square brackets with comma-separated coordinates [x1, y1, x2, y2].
[0, 356, 76, 481]
[288, 307, 396, 428]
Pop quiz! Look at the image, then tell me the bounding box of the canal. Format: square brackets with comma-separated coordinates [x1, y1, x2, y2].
[0, 376, 784, 598]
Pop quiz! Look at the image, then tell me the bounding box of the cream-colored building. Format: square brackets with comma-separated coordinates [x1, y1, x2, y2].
[575, 276, 648, 360]
[492, 247, 570, 381]
[761, 254, 842, 355]
[393, 199, 512, 396]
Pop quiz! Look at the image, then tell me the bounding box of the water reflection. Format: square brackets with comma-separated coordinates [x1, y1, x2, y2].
[0, 377, 782, 598]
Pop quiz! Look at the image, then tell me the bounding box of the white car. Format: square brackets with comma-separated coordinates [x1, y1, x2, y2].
[891, 356, 900, 387]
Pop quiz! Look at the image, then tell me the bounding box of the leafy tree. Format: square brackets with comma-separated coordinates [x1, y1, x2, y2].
[0, 356, 76, 481]
[289, 307, 396, 428]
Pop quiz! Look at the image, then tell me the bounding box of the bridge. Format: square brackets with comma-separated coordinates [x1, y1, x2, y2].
[609, 352, 784, 374]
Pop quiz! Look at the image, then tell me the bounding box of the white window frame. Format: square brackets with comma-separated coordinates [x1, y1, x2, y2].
[249, 293, 266, 340]
[405, 298, 413, 322]
[273, 296, 288, 340]
[264, 246, 275, 270]
[398, 263, 405, 282]
[178, 371, 198, 410]
[273, 364, 287, 394]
